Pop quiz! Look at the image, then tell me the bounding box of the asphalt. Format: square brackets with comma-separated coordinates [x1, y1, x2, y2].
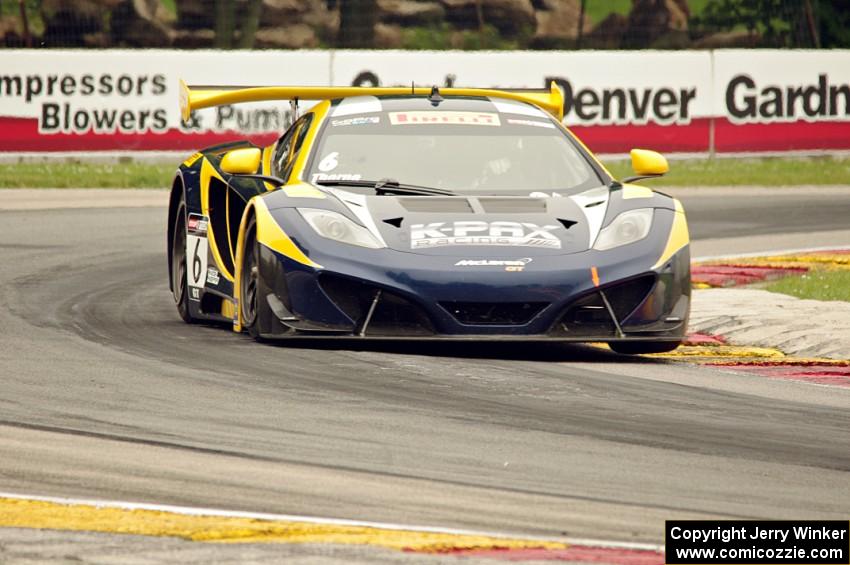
[0, 187, 848, 550]
[664, 186, 850, 240]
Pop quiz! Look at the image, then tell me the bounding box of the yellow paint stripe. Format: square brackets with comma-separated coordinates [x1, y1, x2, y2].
[182, 152, 203, 167]
[290, 101, 330, 185]
[650, 345, 785, 359]
[0, 498, 565, 552]
[253, 198, 321, 269]
[221, 299, 236, 320]
[232, 197, 322, 332]
[652, 199, 689, 270]
[704, 357, 850, 367]
[621, 184, 653, 199]
[762, 254, 850, 266]
[695, 254, 850, 270]
[200, 158, 235, 282]
[284, 183, 326, 198]
[225, 189, 234, 265]
[592, 342, 784, 359]
[261, 146, 275, 191]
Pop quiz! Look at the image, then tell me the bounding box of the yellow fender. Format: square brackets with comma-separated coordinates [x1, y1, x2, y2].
[233, 197, 322, 332]
[652, 199, 690, 269]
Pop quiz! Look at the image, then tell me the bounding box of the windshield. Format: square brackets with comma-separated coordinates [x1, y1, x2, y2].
[307, 102, 604, 195]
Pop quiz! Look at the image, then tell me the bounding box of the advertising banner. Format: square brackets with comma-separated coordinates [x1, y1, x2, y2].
[0, 49, 847, 156]
[0, 50, 330, 152]
[712, 50, 850, 153]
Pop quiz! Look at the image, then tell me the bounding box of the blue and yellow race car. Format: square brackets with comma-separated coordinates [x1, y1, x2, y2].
[168, 82, 690, 354]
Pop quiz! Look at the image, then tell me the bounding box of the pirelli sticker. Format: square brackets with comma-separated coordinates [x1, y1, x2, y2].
[389, 111, 500, 126]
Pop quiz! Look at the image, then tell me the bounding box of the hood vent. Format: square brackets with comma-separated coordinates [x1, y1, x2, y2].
[399, 198, 473, 213]
[383, 217, 403, 228]
[479, 198, 546, 214]
[397, 197, 549, 214]
[558, 219, 577, 229]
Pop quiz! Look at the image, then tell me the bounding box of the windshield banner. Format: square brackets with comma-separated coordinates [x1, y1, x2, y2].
[0, 49, 847, 155]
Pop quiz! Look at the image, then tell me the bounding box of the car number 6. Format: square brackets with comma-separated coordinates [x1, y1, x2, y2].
[192, 238, 202, 282]
[318, 152, 339, 172]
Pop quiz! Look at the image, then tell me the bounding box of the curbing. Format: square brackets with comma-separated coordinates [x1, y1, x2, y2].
[683, 248, 850, 365]
[0, 493, 664, 560]
[652, 248, 850, 385]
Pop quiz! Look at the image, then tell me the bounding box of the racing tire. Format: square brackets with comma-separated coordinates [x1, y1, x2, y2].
[609, 340, 682, 355]
[240, 216, 266, 341]
[171, 196, 196, 324]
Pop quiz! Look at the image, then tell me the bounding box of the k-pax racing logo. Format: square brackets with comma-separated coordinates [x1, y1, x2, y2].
[410, 221, 562, 249]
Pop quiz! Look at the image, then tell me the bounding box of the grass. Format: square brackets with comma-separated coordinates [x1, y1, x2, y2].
[583, 0, 631, 24]
[0, 162, 173, 189]
[764, 270, 850, 302]
[161, 0, 177, 16]
[0, 156, 848, 189]
[601, 156, 850, 187]
[2, 0, 45, 36]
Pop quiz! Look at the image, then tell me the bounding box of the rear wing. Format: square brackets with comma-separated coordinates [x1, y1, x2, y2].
[179, 80, 564, 122]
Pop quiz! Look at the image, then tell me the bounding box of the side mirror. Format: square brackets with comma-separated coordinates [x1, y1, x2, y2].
[221, 147, 262, 175]
[623, 148, 669, 183]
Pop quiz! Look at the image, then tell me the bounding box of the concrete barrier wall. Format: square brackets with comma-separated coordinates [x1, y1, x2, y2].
[0, 49, 847, 156]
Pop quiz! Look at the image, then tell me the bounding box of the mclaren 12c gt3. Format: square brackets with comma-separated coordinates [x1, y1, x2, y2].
[168, 82, 690, 353]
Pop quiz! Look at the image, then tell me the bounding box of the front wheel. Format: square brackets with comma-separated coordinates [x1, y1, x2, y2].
[240, 217, 264, 340]
[609, 341, 682, 355]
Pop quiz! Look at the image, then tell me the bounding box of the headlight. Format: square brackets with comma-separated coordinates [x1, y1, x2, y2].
[593, 208, 654, 251]
[298, 208, 385, 249]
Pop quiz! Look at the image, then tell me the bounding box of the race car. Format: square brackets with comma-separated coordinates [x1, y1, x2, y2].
[168, 82, 690, 354]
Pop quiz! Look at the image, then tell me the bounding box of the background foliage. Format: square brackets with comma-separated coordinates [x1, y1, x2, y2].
[0, 0, 846, 49]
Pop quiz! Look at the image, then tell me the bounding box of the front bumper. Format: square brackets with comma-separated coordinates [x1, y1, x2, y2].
[254, 234, 690, 342]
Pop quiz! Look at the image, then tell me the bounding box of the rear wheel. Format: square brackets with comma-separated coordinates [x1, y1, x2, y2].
[171, 198, 195, 323]
[609, 340, 682, 355]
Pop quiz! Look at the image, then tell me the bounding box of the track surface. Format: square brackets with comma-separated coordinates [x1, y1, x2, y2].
[668, 186, 850, 240]
[1, 187, 848, 544]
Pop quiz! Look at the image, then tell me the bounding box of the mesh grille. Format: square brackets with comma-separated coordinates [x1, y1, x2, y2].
[558, 274, 656, 336]
[318, 273, 434, 336]
[439, 301, 548, 325]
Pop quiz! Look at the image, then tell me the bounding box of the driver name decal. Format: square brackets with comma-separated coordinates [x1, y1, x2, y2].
[410, 221, 561, 249]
